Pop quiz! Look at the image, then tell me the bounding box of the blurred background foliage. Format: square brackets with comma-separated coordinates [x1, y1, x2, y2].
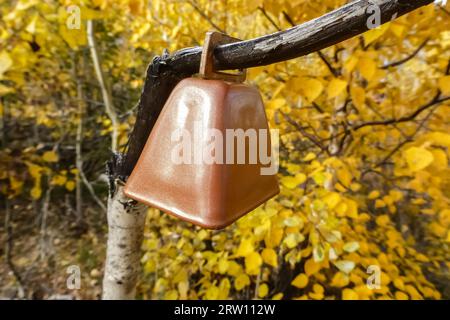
[0, 0, 449, 299]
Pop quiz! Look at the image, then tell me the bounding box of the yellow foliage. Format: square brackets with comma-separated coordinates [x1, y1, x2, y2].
[291, 273, 309, 289]
[1, 0, 448, 302]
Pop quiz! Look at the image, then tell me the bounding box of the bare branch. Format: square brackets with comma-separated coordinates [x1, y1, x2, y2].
[280, 110, 329, 155]
[352, 94, 450, 131]
[381, 38, 430, 69]
[87, 20, 119, 152]
[187, 0, 226, 34]
[258, 6, 281, 31]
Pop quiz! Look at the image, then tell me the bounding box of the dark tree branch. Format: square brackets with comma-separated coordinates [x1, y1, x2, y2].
[374, 103, 438, 168]
[352, 94, 450, 131]
[282, 10, 340, 77]
[258, 7, 282, 31]
[381, 38, 430, 69]
[317, 50, 341, 77]
[187, 0, 226, 34]
[117, 0, 434, 178]
[439, 6, 450, 17]
[280, 110, 329, 155]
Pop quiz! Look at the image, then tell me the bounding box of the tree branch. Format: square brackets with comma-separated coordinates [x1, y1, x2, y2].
[117, 0, 434, 178]
[381, 38, 430, 69]
[258, 6, 281, 31]
[352, 94, 450, 131]
[187, 0, 226, 34]
[87, 20, 119, 153]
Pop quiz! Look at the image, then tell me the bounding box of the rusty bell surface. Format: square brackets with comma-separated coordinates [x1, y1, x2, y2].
[124, 32, 279, 229]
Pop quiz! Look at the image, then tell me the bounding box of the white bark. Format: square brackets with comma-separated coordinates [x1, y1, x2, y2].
[102, 182, 146, 299]
[87, 19, 119, 152]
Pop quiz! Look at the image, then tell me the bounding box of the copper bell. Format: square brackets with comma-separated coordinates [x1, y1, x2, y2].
[124, 32, 279, 229]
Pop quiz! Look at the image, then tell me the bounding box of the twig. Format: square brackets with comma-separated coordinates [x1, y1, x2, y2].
[87, 20, 119, 152]
[80, 170, 107, 213]
[4, 197, 26, 298]
[382, 38, 429, 69]
[375, 103, 439, 168]
[258, 7, 281, 31]
[280, 110, 329, 154]
[187, 0, 226, 33]
[352, 94, 450, 131]
[283, 10, 340, 77]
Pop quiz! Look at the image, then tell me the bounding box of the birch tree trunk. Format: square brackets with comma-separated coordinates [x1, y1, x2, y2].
[102, 182, 146, 299]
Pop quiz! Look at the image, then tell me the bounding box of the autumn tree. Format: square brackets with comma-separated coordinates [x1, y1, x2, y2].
[0, 0, 449, 300]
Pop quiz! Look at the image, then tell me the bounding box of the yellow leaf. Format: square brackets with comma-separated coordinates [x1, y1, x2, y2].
[31, 186, 42, 199]
[376, 214, 390, 227]
[313, 284, 324, 294]
[280, 173, 306, 189]
[395, 291, 409, 300]
[343, 242, 360, 253]
[165, 289, 179, 300]
[128, 0, 144, 16]
[291, 273, 308, 289]
[51, 175, 67, 186]
[0, 84, 14, 96]
[304, 258, 321, 276]
[261, 248, 278, 268]
[334, 260, 355, 274]
[335, 202, 348, 216]
[236, 239, 254, 257]
[331, 272, 349, 288]
[327, 78, 348, 98]
[0, 51, 13, 78]
[426, 132, 450, 147]
[363, 23, 390, 46]
[346, 199, 358, 218]
[390, 23, 406, 38]
[368, 190, 380, 200]
[218, 278, 230, 299]
[42, 151, 59, 163]
[375, 199, 386, 208]
[65, 180, 76, 191]
[358, 58, 377, 81]
[27, 163, 42, 179]
[344, 55, 359, 73]
[302, 152, 316, 161]
[9, 176, 24, 194]
[438, 76, 450, 95]
[350, 86, 365, 109]
[245, 252, 262, 275]
[404, 147, 434, 172]
[336, 168, 351, 187]
[323, 192, 341, 210]
[272, 293, 283, 300]
[284, 233, 304, 249]
[218, 258, 229, 274]
[430, 149, 448, 170]
[302, 78, 324, 102]
[313, 244, 325, 262]
[258, 283, 269, 298]
[264, 228, 283, 248]
[268, 98, 285, 110]
[342, 288, 359, 300]
[234, 274, 250, 291]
